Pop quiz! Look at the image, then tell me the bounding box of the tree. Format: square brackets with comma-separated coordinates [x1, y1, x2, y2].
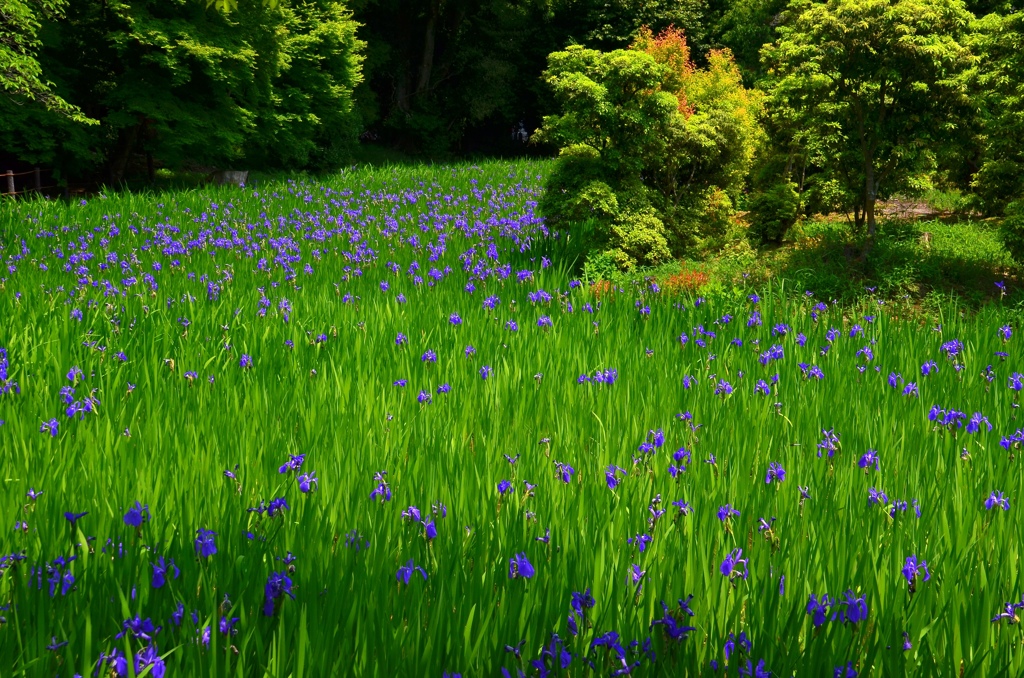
[0, 0, 94, 122]
[715, 0, 789, 84]
[537, 44, 678, 270]
[354, 0, 576, 155]
[243, 0, 365, 169]
[347, 0, 722, 156]
[762, 0, 974, 250]
[972, 11, 1024, 214]
[537, 28, 761, 271]
[0, 0, 364, 182]
[636, 29, 762, 249]
[576, 0, 710, 53]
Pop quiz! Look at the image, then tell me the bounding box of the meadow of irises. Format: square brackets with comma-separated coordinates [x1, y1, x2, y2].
[1, 161, 1024, 677]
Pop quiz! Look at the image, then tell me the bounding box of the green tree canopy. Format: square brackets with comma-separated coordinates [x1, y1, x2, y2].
[972, 11, 1024, 213]
[762, 0, 975, 247]
[0, 0, 94, 122]
[0, 0, 363, 182]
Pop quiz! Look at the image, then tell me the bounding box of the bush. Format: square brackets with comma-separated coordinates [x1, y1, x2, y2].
[537, 29, 762, 271]
[1000, 200, 1024, 265]
[747, 181, 800, 245]
[610, 208, 672, 269]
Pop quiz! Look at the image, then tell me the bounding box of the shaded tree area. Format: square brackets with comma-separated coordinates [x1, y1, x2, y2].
[1, 0, 363, 185]
[350, 0, 729, 155]
[759, 0, 975, 254]
[748, 0, 1024, 261]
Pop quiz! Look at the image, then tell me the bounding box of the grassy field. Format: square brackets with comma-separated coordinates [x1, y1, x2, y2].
[1, 161, 1024, 677]
[651, 215, 1019, 310]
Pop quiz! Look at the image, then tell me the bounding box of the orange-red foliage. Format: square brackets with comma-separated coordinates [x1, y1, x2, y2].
[662, 268, 710, 293]
[632, 26, 695, 117]
[591, 280, 615, 299]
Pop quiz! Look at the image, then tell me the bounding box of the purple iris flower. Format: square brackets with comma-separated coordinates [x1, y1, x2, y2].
[64, 511, 87, 528]
[40, 419, 59, 437]
[266, 497, 290, 517]
[967, 412, 992, 434]
[570, 589, 595, 617]
[123, 502, 150, 529]
[606, 465, 626, 490]
[833, 662, 857, 678]
[740, 659, 771, 678]
[858, 450, 880, 472]
[901, 555, 930, 593]
[717, 504, 740, 521]
[396, 559, 428, 584]
[263, 571, 295, 615]
[297, 472, 318, 493]
[370, 471, 391, 502]
[651, 599, 697, 641]
[628, 533, 653, 552]
[151, 556, 180, 589]
[817, 428, 840, 458]
[508, 553, 535, 579]
[806, 593, 833, 627]
[985, 491, 1010, 511]
[720, 549, 748, 581]
[832, 590, 868, 625]
[195, 528, 217, 558]
[278, 454, 305, 474]
[991, 596, 1024, 624]
[133, 645, 166, 678]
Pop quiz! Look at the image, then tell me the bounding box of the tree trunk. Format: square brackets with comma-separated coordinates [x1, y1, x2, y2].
[415, 2, 439, 96]
[393, 7, 414, 113]
[858, 149, 877, 261]
[107, 124, 139, 186]
[865, 159, 877, 241]
[395, 74, 412, 113]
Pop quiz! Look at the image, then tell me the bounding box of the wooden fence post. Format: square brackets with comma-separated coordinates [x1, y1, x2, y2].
[4, 170, 14, 196]
[34, 167, 41, 192]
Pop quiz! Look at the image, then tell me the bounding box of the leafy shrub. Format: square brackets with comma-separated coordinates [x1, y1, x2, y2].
[610, 208, 672, 269]
[538, 28, 761, 271]
[999, 201, 1024, 265]
[747, 181, 800, 245]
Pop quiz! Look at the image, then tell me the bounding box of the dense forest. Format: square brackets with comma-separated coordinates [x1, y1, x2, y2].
[3, 0, 1024, 268]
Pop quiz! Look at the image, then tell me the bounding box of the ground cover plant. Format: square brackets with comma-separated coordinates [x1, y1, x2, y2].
[2, 160, 1024, 677]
